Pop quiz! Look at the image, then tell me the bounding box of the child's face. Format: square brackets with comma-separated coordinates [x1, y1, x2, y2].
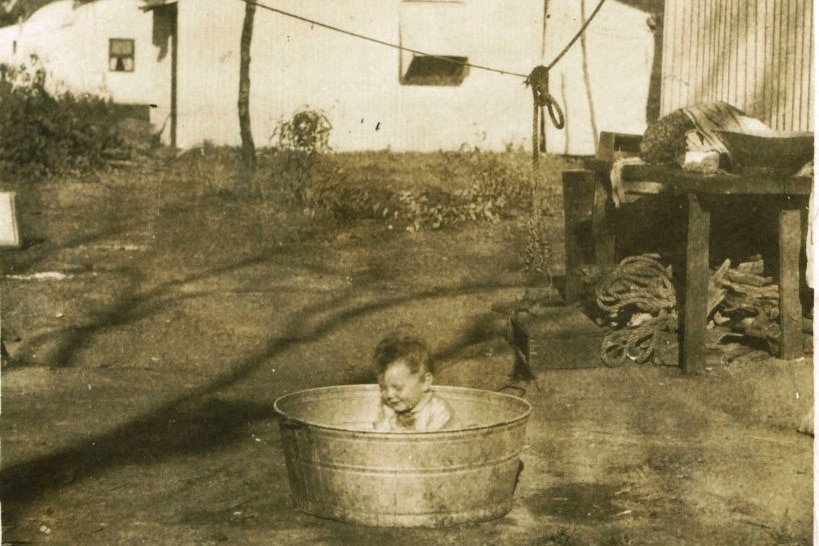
[378, 359, 431, 413]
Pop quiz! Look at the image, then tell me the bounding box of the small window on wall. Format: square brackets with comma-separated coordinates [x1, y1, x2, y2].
[402, 55, 468, 86]
[399, 0, 468, 86]
[109, 39, 134, 72]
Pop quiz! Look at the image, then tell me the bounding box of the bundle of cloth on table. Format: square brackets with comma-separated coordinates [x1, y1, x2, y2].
[609, 101, 813, 207]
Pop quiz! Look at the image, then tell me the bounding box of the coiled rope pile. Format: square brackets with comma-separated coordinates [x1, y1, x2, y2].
[595, 255, 678, 366]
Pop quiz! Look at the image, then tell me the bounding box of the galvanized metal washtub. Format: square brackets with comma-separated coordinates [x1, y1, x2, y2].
[274, 385, 532, 527]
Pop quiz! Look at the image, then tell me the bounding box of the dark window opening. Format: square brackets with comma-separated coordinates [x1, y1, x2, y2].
[401, 55, 468, 86]
[109, 38, 135, 72]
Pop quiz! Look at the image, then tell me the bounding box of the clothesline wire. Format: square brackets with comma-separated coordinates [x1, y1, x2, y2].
[240, 0, 608, 78]
[544, 0, 608, 71]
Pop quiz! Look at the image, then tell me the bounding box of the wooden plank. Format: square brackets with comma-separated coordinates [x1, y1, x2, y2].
[682, 193, 710, 374]
[803, 0, 814, 130]
[660, 0, 676, 115]
[784, 176, 813, 195]
[562, 170, 597, 302]
[751, 1, 765, 115]
[664, 171, 798, 195]
[584, 162, 812, 196]
[0, 191, 21, 248]
[621, 181, 666, 195]
[778, 207, 803, 359]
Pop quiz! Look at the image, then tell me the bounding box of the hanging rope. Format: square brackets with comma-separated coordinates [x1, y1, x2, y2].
[525, 0, 606, 278]
[525, 0, 608, 143]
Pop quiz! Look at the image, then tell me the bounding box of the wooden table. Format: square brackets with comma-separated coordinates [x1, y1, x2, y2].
[563, 161, 812, 373]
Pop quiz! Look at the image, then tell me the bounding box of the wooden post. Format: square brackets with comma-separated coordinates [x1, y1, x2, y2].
[169, 4, 178, 149]
[591, 172, 616, 266]
[238, 0, 257, 192]
[778, 206, 803, 360]
[562, 170, 597, 302]
[682, 193, 709, 374]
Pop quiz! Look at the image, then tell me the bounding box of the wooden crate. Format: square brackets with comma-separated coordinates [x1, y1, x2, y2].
[508, 306, 604, 371]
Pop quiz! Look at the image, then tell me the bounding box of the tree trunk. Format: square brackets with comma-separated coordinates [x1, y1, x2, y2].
[238, 1, 257, 193]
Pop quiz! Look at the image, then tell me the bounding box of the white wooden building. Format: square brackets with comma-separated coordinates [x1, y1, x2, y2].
[0, 0, 661, 154]
[0, 0, 164, 118]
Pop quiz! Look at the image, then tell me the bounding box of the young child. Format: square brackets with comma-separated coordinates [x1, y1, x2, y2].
[371, 331, 458, 432]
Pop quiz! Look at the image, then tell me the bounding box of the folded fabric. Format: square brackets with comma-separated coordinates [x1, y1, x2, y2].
[610, 157, 645, 208]
[640, 101, 770, 166]
[681, 101, 771, 155]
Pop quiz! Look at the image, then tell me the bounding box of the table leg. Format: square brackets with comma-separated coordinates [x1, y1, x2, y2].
[778, 206, 803, 360]
[592, 172, 616, 267]
[682, 193, 710, 374]
[562, 170, 597, 302]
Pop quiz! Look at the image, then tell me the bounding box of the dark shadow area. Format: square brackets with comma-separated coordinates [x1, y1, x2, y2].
[433, 312, 508, 363]
[612, 194, 785, 283]
[2, 397, 279, 504]
[526, 483, 624, 522]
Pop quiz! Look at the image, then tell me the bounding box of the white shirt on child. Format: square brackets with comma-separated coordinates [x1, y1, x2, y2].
[373, 392, 458, 432]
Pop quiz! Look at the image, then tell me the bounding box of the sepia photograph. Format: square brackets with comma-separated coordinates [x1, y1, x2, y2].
[0, 0, 814, 544]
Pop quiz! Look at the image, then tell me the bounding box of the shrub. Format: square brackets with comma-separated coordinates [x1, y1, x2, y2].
[0, 59, 127, 177]
[271, 107, 332, 155]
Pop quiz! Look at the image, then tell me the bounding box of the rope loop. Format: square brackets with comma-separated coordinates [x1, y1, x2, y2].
[525, 66, 565, 130]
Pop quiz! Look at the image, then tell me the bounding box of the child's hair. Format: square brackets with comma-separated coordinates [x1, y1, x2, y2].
[373, 331, 432, 376]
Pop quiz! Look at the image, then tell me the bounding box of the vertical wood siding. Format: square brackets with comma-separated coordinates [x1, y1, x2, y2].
[662, 0, 813, 131]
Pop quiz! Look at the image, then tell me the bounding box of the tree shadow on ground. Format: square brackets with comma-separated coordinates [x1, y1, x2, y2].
[1, 272, 524, 528]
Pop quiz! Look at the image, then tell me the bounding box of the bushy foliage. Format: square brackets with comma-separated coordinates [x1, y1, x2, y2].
[268, 142, 537, 231]
[0, 59, 127, 177]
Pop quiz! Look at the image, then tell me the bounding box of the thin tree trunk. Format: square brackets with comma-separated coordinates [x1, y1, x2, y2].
[238, 1, 256, 193]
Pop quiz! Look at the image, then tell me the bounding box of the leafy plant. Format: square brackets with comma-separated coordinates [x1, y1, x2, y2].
[0, 57, 128, 177]
[271, 107, 332, 154]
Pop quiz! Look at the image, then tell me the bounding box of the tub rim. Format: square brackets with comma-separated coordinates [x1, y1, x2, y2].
[273, 384, 532, 436]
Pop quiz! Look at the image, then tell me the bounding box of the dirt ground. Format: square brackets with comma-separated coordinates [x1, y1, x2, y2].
[0, 157, 814, 545]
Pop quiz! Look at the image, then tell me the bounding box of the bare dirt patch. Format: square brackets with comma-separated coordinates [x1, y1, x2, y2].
[1, 153, 813, 545]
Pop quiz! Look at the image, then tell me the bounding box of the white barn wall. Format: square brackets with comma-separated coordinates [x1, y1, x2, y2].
[662, 0, 814, 132]
[0, 21, 19, 62]
[175, 0, 543, 152]
[543, 0, 655, 155]
[0, 0, 657, 154]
